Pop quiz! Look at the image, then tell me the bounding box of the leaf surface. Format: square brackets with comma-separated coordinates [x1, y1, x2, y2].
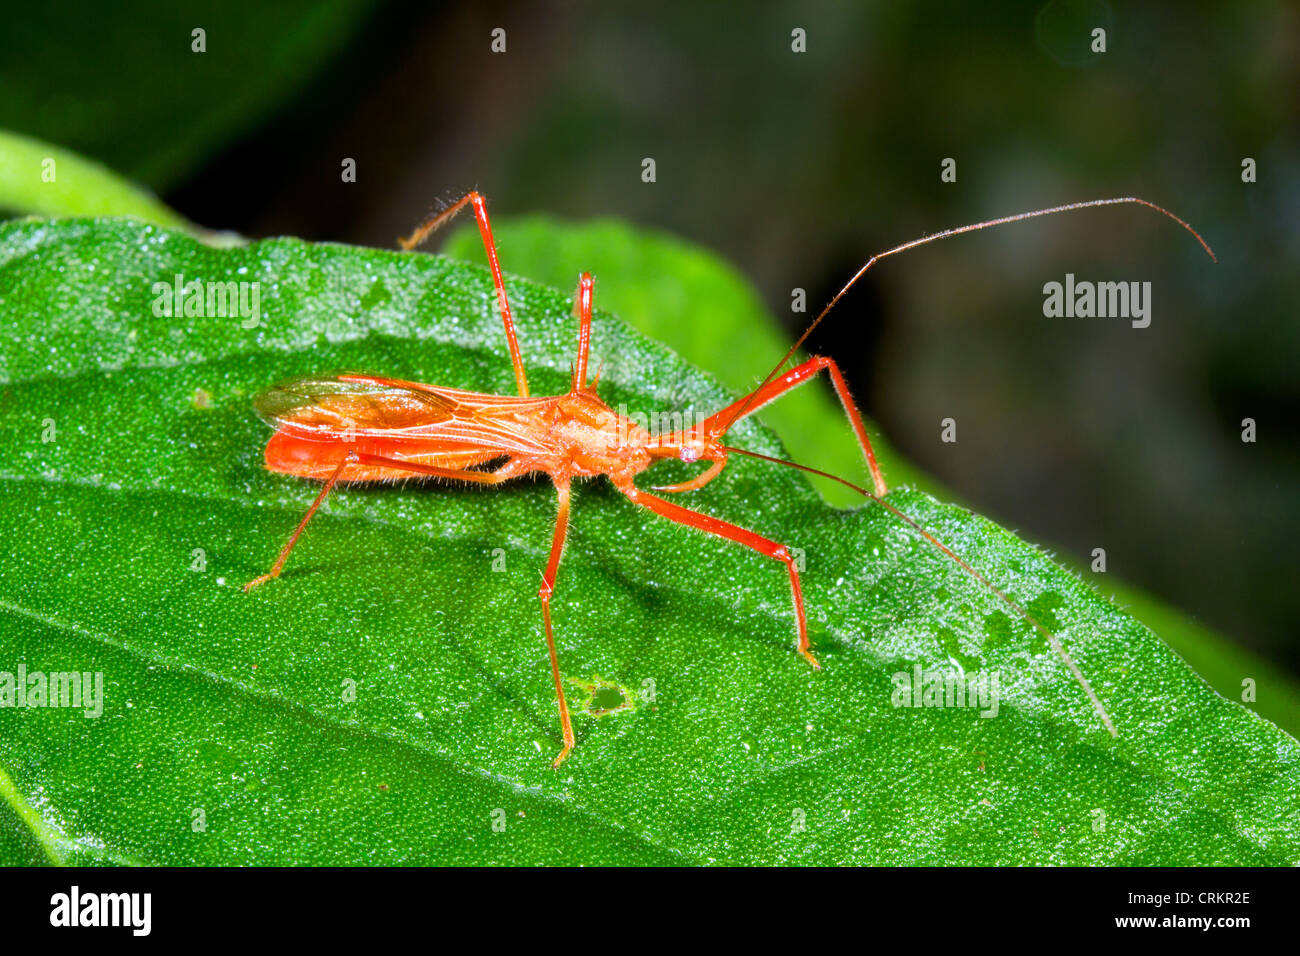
[0, 217, 1295, 865]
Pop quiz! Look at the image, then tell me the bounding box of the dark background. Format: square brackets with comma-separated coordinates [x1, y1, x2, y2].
[3, 1, 1296, 673]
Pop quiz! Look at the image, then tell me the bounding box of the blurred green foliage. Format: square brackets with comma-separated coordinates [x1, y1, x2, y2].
[0, 0, 378, 189]
[0, 131, 191, 227]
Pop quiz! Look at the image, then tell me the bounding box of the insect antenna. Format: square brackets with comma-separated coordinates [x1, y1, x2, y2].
[715, 197, 1217, 439]
[720, 443, 1118, 737]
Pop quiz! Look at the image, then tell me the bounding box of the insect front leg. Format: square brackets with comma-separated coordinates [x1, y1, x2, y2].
[705, 355, 887, 497]
[620, 483, 819, 669]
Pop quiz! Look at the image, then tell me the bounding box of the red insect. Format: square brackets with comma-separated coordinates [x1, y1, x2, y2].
[244, 192, 1214, 766]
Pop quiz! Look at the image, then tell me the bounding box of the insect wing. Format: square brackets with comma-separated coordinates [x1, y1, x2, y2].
[253, 373, 459, 442]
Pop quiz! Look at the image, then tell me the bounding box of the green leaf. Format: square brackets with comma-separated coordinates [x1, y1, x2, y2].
[1, 217, 1296, 865]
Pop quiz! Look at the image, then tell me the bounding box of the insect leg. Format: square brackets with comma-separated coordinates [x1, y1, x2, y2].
[571, 272, 594, 391]
[245, 453, 519, 592]
[539, 480, 576, 767]
[350, 455, 574, 764]
[344, 455, 577, 763]
[705, 355, 887, 497]
[619, 483, 820, 669]
[243, 454, 351, 591]
[399, 192, 529, 397]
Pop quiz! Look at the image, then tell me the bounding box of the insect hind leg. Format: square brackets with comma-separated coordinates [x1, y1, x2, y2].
[244, 454, 351, 591]
[399, 192, 530, 398]
[244, 452, 518, 591]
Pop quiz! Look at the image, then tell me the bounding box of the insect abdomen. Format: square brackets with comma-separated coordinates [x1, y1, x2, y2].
[263, 431, 500, 481]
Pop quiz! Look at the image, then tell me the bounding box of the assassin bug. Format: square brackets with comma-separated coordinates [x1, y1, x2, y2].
[244, 192, 1214, 767]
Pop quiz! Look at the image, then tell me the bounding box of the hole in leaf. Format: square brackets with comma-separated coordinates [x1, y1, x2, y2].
[568, 675, 635, 718]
